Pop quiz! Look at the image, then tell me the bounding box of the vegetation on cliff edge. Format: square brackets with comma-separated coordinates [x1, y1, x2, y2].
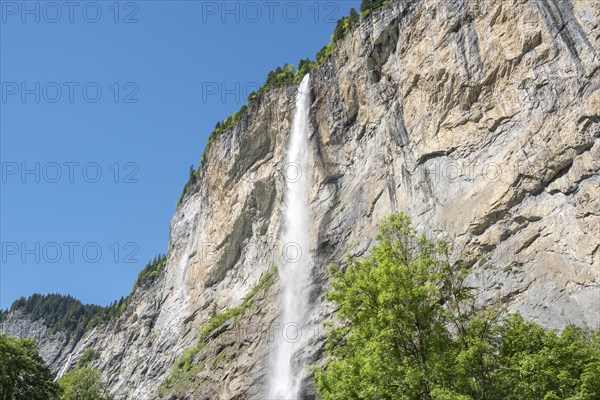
[177, 2, 393, 206]
[0, 254, 167, 341]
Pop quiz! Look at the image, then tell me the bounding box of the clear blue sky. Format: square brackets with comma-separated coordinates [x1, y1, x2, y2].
[0, 0, 361, 309]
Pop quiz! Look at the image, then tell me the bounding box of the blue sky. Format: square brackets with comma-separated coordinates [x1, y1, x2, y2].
[0, 0, 361, 309]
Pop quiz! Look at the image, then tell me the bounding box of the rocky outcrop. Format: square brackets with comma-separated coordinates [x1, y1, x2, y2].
[0, 311, 76, 370]
[2, 0, 599, 398]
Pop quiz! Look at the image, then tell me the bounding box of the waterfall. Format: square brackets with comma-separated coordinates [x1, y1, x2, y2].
[267, 74, 313, 399]
[55, 353, 72, 381]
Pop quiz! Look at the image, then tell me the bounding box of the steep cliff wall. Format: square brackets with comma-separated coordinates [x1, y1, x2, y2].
[2, 1, 598, 399]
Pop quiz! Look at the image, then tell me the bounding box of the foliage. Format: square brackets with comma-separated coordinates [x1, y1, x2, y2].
[332, 8, 359, 44]
[2, 294, 107, 341]
[316, 43, 336, 65]
[194, 56, 316, 175]
[134, 253, 167, 287]
[360, 0, 392, 19]
[317, 7, 360, 66]
[296, 59, 316, 82]
[188, 1, 388, 197]
[243, 267, 277, 302]
[208, 108, 248, 145]
[263, 63, 296, 91]
[0, 333, 60, 400]
[1, 255, 168, 340]
[57, 368, 111, 400]
[85, 297, 130, 332]
[4, 295, 112, 341]
[313, 213, 600, 400]
[77, 348, 100, 369]
[176, 165, 199, 208]
[160, 268, 277, 394]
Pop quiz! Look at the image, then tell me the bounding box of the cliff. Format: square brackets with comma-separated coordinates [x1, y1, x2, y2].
[1, 0, 599, 398]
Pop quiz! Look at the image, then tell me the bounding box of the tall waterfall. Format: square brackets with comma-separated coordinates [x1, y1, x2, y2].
[267, 74, 313, 399]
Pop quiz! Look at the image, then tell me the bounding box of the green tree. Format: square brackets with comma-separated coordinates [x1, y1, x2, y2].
[313, 213, 600, 400]
[332, 17, 348, 43]
[0, 334, 60, 400]
[1, 274, 167, 338]
[76, 348, 100, 369]
[58, 368, 110, 400]
[295, 58, 315, 83]
[487, 315, 600, 400]
[349, 8, 360, 26]
[360, 0, 390, 19]
[316, 43, 335, 65]
[134, 254, 167, 287]
[177, 165, 198, 207]
[1, 294, 107, 341]
[314, 213, 466, 399]
[332, 8, 360, 45]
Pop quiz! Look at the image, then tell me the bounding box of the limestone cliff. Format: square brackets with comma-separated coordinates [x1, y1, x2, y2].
[1, 0, 599, 399]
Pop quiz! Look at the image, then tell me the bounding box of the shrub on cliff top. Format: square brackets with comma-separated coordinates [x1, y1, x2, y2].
[360, 0, 391, 19]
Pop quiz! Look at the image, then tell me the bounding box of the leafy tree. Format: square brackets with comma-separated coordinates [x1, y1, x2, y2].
[263, 63, 296, 90]
[2, 294, 106, 341]
[1, 255, 167, 339]
[316, 43, 336, 65]
[314, 213, 467, 399]
[349, 7, 360, 26]
[247, 91, 258, 102]
[360, 0, 391, 19]
[0, 333, 60, 400]
[57, 368, 110, 400]
[332, 8, 359, 44]
[332, 17, 348, 44]
[77, 348, 100, 369]
[313, 213, 600, 400]
[295, 58, 315, 83]
[177, 165, 198, 207]
[486, 316, 600, 400]
[134, 254, 167, 287]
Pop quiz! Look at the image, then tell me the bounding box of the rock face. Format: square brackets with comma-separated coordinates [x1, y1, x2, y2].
[2, 0, 599, 398]
[0, 312, 76, 371]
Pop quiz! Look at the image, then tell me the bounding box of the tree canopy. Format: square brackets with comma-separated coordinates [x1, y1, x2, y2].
[0, 333, 59, 400]
[2, 294, 106, 341]
[360, 0, 392, 19]
[57, 368, 110, 400]
[0, 255, 167, 340]
[313, 213, 600, 400]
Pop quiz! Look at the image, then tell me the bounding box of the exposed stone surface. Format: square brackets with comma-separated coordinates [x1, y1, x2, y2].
[0, 311, 76, 371]
[1, 0, 599, 399]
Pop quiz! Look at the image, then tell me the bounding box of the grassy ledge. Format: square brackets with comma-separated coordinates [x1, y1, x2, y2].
[159, 268, 277, 395]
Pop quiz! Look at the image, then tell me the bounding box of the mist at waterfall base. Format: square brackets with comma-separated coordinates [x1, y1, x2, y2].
[267, 75, 313, 399]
